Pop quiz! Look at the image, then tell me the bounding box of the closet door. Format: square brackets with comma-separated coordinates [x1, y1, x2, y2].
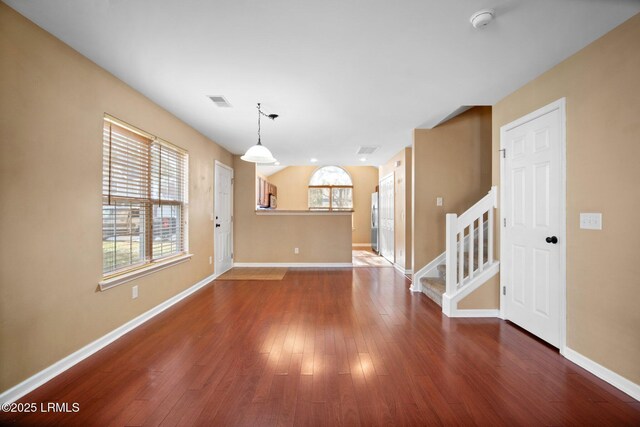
[379, 173, 394, 263]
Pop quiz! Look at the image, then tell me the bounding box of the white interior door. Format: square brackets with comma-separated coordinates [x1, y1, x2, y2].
[214, 162, 233, 275]
[379, 173, 394, 263]
[501, 100, 565, 348]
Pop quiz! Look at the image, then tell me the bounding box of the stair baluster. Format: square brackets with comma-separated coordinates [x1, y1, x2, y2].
[478, 216, 484, 273]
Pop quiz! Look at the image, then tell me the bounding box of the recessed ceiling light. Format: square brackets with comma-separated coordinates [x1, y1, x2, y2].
[310, 158, 318, 163]
[359, 157, 367, 162]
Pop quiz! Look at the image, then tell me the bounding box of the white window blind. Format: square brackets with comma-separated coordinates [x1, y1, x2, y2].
[102, 116, 188, 276]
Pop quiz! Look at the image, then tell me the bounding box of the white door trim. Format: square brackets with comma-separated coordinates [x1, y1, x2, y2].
[499, 97, 567, 353]
[214, 160, 234, 276]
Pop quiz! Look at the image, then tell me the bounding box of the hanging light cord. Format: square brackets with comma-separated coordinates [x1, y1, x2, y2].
[256, 102, 278, 147]
[257, 103, 262, 146]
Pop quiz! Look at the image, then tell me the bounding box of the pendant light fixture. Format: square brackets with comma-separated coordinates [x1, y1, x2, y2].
[241, 103, 278, 164]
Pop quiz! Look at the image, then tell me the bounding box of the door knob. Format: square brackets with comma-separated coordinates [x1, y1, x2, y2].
[545, 236, 558, 244]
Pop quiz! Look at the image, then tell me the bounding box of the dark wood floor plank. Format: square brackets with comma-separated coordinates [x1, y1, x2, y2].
[276, 352, 302, 427]
[2, 267, 638, 426]
[337, 374, 361, 426]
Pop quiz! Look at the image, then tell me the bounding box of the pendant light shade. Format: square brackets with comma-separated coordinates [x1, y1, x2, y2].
[241, 102, 278, 164]
[241, 142, 277, 164]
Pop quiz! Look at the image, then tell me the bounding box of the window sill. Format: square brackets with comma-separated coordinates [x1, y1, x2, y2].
[99, 253, 193, 291]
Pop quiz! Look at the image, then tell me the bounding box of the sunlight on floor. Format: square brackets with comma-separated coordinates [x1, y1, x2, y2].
[352, 249, 393, 267]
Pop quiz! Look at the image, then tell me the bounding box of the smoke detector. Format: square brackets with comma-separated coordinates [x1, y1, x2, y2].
[470, 9, 495, 29]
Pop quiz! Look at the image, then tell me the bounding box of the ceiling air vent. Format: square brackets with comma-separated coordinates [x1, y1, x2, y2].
[208, 95, 232, 108]
[356, 146, 379, 155]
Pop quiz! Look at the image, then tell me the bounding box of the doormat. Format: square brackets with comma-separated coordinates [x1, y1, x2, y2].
[216, 267, 288, 281]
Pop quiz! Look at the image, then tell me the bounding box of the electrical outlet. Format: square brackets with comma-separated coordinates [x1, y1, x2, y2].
[580, 213, 602, 230]
[209, 256, 213, 265]
[294, 247, 299, 254]
[132, 285, 138, 299]
[436, 197, 443, 206]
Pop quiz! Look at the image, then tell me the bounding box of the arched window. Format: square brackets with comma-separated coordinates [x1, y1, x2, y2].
[308, 166, 353, 210]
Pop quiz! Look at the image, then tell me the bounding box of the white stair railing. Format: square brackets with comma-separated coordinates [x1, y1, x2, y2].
[445, 186, 497, 296]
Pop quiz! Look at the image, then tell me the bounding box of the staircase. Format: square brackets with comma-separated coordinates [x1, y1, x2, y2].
[420, 237, 488, 306]
[412, 187, 500, 317]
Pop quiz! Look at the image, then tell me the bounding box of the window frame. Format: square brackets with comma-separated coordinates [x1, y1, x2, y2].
[100, 115, 190, 290]
[307, 166, 354, 211]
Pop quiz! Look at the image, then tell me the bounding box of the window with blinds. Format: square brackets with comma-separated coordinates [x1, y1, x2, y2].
[102, 116, 188, 276]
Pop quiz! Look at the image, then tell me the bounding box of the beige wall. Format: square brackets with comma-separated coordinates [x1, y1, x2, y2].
[0, 5, 233, 392]
[492, 13, 640, 383]
[267, 165, 379, 244]
[233, 158, 353, 263]
[412, 107, 493, 284]
[380, 148, 412, 270]
[265, 166, 312, 210]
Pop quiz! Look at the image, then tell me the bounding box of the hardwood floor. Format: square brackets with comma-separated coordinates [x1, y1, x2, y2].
[2, 268, 639, 426]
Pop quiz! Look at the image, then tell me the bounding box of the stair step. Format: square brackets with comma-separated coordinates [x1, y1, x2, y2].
[437, 256, 489, 279]
[419, 276, 445, 307]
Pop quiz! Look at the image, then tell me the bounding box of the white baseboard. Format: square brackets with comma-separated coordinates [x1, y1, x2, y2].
[449, 309, 500, 318]
[563, 347, 640, 401]
[233, 262, 352, 268]
[0, 272, 217, 404]
[393, 263, 412, 275]
[351, 243, 371, 248]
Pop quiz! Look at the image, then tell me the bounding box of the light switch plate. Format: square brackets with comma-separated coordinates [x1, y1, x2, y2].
[436, 197, 443, 206]
[132, 285, 138, 299]
[580, 213, 602, 230]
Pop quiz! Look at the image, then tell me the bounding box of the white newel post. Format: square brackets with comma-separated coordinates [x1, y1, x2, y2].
[444, 214, 457, 316]
[445, 214, 457, 296]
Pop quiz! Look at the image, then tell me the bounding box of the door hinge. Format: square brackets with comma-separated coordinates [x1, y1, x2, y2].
[503, 286, 506, 296]
[503, 218, 506, 227]
[499, 148, 506, 158]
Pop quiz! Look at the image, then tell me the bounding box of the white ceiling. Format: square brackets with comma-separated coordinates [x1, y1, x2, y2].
[5, 0, 639, 168]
